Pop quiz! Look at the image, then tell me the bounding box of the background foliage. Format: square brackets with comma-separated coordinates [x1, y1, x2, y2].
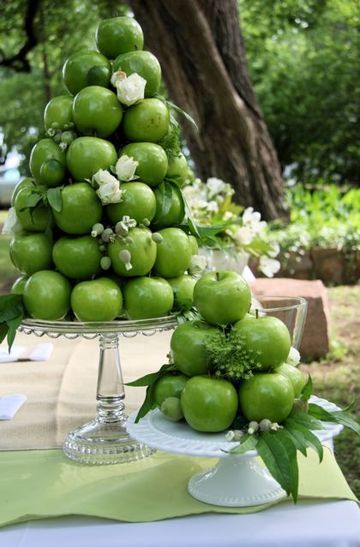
[0, 0, 358, 185]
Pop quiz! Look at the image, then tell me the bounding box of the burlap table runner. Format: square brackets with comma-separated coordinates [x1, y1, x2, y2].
[0, 331, 172, 450]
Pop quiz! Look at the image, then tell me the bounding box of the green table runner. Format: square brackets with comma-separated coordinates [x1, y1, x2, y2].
[0, 448, 357, 528]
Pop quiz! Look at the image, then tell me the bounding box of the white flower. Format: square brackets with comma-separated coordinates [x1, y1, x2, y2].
[206, 200, 219, 213]
[259, 256, 281, 277]
[243, 207, 261, 225]
[1, 207, 20, 235]
[110, 70, 127, 87]
[93, 169, 122, 205]
[268, 241, 280, 258]
[234, 226, 254, 245]
[115, 155, 139, 181]
[287, 347, 301, 366]
[206, 177, 227, 197]
[115, 73, 146, 106]
[189, 254, 208, 275]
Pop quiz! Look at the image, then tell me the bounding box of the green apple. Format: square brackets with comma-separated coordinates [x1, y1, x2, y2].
[53, 183, 102, 235]
[123, 276, 173, 319]
[108, 227, 157, 277]
[239, 372, 295, 423]
[181, 376, 238, 432]
[66, 136, 117, 180]
[152, 181, 185, 228]
[170, 320, 219, 376]
[153, 374, 188, 406]
[160, 397, 184, 422]
[168, 274, 196, 311]
[72, 86, 123, 138]
[119, 142, 168, 187]
[106, 182, 156, 225]
[23, 270, 71, 320]
[123, 99, 170, 142]
[39, 159, 66, 188]
[62, 50, 111, 95]
[189, 235, 199, 255]
[193, 270, 251, 326]
[44, 95, 73, 132]
[96, 16, 144, 59]
[234, 315, 291, 370]
[166, 152, 189, 187]
[52, 235, 102, 280]
[113, 50, 161, 97]
[10, 233, 53, 275]
[275, 363, 306, 397]
[11, 178, 35, 206]
[71, 277, 123, 321]
[154, 227, 192, 278]
[29, 139, 66, 185]
[14, 186, 52, 232]
[11, 275, 29, 295]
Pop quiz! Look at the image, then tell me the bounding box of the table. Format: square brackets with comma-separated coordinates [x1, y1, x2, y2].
[0, 333, 359, 546]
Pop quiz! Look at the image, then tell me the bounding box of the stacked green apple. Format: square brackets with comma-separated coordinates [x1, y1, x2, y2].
[147, 270, 307, 433]
[9, 16, 197, 322]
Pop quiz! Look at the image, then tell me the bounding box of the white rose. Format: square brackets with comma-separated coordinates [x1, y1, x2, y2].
[93, 169, 119, 187]
[110, 70, 127, 87]
[93, 170, 122, 205]
[115, 155, 139, 181]
[96, 181, 122, 205]
[1, 207, 20, 235]
[259, 256, 281, 277]
[115, 73, 146, 106]
[287, 347, 301, 366]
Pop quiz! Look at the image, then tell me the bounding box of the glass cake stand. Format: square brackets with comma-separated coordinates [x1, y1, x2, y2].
[18, 316, 178, 465]
[127, 396, 343, 507]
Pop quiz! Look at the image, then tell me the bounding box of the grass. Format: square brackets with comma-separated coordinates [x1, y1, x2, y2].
[301, 285, 360, 499]
[0, 217, 359, 497]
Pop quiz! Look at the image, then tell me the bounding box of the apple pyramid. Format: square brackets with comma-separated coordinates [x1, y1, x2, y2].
[8, 15, 200, 322]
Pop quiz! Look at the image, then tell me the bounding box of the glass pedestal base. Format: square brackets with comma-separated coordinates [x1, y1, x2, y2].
[63, 417, 155, 465]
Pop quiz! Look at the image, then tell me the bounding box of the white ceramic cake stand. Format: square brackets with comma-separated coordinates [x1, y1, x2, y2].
[127, 396, 343, 507]
[18, 315, 177, 465]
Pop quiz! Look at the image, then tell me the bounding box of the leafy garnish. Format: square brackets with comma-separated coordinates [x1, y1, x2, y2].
[300, 375, 313, 401]
[206, 329, 262, 382]
[229, 433, 257, 455]
[0, 294, 24, 351]
[46, 187, 63, 212]
[308, 403, 360, 436]
[126, 363, 177, 423]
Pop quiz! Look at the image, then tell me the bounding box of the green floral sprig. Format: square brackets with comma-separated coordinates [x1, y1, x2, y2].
[205, 329, 262, 382]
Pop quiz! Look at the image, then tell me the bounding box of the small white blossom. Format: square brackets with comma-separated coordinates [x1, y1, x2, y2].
[1, 207, 19, 235]
[206, 200, 219, 213]
[268, 241, 280, 258]
[111, 70, 127, 87]
[189, 254, 208, 275]
[234, 226, 254, 245]
[225, 430, 235, 441]
[259, 256, 281, 277]
[248, 421, 259, 435]
[287, 347, 301, 366]
[115, 155, 139, 181]
[270, 422, 282, 431]
[115, 73, 146, 106]
[206, 177, 227, 197]
[93, 169, 122, 205]
[243, 207, 261, 225]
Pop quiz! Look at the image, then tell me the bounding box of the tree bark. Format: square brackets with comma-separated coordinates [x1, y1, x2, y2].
[129, 0, 286, 220]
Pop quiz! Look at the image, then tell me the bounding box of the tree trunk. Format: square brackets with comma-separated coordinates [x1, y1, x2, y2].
[129, 0, 286, 220]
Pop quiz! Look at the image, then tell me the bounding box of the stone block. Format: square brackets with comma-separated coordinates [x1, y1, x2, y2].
[252, 278, 330, 359]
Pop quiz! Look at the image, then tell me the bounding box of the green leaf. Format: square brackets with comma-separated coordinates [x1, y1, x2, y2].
[308, 403, 360, 436]
[155, 181, 174, 220]
[134, 383, 157, 423]
[284, 425, 308, 457]
[46, 187, 63, 212]
[289, 410, 324, 431]
[300, 375, 313, 401]
[126, 363, 177, 388]
[19, 191, 43, 211]
[286, 417, 323, 462]
[229, 433, 258, 455]
[257, 429, 299, 502]
[181, 191, 201, 238]
[6, 315, 23, 350]
[0, 323, 9, 344]
[166, 100, 199, 131]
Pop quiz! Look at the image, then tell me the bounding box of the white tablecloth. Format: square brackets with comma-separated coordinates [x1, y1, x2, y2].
[0, 500, 359, 547]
